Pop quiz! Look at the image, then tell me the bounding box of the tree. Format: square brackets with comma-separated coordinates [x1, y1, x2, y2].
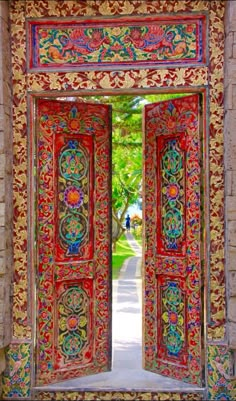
[109, 95, 143, 248]
[83, 93, 186, 249]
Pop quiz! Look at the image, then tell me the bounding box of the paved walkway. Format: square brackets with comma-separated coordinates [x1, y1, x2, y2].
[112, 232, 142, 369]
[46, 232, 201, 391]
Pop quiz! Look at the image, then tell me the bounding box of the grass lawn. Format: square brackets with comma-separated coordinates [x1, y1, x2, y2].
[112, 234, 136, 279]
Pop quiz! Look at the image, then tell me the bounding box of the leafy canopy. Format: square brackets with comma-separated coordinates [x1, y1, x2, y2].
[83, 93, 186, 244]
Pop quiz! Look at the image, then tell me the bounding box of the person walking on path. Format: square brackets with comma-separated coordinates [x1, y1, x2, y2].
[125, 214, 131, 232]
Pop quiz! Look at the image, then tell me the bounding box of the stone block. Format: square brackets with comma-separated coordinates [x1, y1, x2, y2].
[0, 324, 4, 345]
[229, 322, 236, 349]
[224, 110, 236, 170]
[0, 19, 11, 76]
[233, 170, 236, 195]
[0, 154, 5, 179]
[4, 117, 12, 154]
[229, 271, 236, 296]
[0, 179, 4, 203]
[233, 43, 236, 60]
[0, 283, 4, 301]
[0, 227, 5, 251]
[0, 1, 9, 23]
[226, 196, 236, 220]
[224, 59, 236, 81]
[5, 227, 12, 251]
[225, 170, 233, 196]
[229, 221, 236, 247]
[0, 257, 5, 275]
[228, 246, 236, 271]
[0, 300, 4, 324]
[0, 105, 4, 133]
[232, 84, 236, 110]
[225, 1, 236, 35]
[0, 203, 5, 227]
[226, 32, 234, 59]
[0, 80, 11, 107]
[225, 169, 236, 196]
[229, 297, 236, 322]
[224, 83, 233, 110]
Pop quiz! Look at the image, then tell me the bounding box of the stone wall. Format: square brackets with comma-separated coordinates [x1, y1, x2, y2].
[224, 0, 236, 350]
[0, 0, 12, 380]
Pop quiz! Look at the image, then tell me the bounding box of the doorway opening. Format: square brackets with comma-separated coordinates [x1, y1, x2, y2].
[39, 92, 205, 391]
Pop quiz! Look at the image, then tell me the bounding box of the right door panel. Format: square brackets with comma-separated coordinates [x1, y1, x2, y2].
[143, 94, 203, 386]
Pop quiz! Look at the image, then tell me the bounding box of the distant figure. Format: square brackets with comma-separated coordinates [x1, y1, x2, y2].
[125, 214, 131, 232]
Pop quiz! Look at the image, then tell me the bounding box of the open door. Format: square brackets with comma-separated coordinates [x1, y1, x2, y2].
[143, 94, 203, 386]
[35, 99, 112, 385]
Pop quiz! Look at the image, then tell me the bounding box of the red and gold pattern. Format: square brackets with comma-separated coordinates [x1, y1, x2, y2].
[208, 1, 226, 341]
[35, 99, 112, 385]
[36, 391, 204, 400]
[7, 0, 226, 399]
[144, 95, 202, 385]
[28, 15, 206, 70]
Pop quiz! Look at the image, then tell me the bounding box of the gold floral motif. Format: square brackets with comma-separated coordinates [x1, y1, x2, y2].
[11, 0, 31, 343]
[208, 345, 236, 400]
[208, 1, 226, 340]
[2, 342, 31, 399]
[27, 67, 208, 92]
[35, 391, 204, 400]
[25, 0, 211, 18]
[98, 0, 135, 15]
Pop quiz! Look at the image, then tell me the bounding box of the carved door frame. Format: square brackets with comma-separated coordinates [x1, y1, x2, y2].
[3, 1, 226, 400]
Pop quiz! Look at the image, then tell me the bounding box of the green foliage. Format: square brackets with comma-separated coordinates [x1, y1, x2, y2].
[112, 234, 136, 279]
[131, 214, 142, 226]
[83, 92, 187, 246]
[131, 225, 142, 247]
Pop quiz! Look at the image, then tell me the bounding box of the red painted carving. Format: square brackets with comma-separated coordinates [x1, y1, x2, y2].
[35, 99, 112, 385]
[144, 95, 202, 385]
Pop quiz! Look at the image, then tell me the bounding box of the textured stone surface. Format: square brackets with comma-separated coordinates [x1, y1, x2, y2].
[229, 271, 236, 296]
[225, 1, 236, 35]
[226, 196, 236, 220]
[228, 297, 236, 322]
[229, 323, 236, 349]
[229, 221, 236, 247]
[228, 246, 236, 271]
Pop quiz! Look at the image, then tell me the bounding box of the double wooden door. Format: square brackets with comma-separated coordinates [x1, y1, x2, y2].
[35, 95, 203, 386]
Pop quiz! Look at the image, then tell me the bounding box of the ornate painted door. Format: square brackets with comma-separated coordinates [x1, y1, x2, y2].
[35, 99, 112, 385]
[143, 94, 203, 386]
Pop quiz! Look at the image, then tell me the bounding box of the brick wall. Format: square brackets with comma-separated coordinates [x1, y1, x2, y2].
[0, 0, 12, 376]
[225, 0, 236, 349]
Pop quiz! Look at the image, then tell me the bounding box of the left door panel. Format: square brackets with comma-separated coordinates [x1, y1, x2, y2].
[34, 99, 112, 385]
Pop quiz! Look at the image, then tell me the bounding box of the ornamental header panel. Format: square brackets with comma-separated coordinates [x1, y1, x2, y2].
[27, 15, 207, 71]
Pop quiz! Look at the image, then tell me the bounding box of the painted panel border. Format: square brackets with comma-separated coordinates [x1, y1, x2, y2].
[4, 0, 226, 399]
[27, 14, 207, 71]
[35, 390, 204, 400]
